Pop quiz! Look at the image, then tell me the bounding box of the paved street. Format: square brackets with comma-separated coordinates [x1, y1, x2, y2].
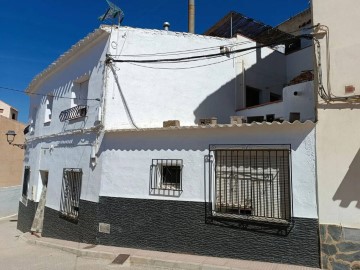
[0, 216, 114, 270]
[0, 215, 320, 270]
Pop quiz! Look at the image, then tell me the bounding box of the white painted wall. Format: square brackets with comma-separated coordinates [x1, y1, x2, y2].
[22, 26, 318, 221]
[99, 123, 317, 219]
[104, 28, 238, 128]
[283, 81, 316, 121]
[237, 81, 315, 122]
[0, 186, 21, 217]
[232, 34, 287, 109]
[104, 28, 288, 129]
[28, 32, 110, 139]
[312, 0, 360, 228]
[23, 133, 102, 211]
[286, 46, 313, 83]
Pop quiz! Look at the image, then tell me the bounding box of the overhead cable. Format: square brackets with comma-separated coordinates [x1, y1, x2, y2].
[113, 40, 254, 57]
[127, 50, 257, 70]
[0, 86, 100, 101]
[109, 35, 313, 64]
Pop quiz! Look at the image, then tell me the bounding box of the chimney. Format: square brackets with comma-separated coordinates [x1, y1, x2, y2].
[163, 22, 170, 31]
[188, 0, 195, 33]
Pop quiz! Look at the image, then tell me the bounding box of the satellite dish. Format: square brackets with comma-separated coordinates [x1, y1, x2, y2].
[99, 0, 125, 26]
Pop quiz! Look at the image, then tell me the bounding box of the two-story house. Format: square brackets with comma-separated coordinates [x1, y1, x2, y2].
[17, 17, 319, 268]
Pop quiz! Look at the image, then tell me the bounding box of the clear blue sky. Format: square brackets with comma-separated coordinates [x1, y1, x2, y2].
[0, 0, 310, 123]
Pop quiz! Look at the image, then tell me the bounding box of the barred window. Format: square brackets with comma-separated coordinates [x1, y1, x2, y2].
[60, 168, 82, 223]
[150, 159, 183, 196]
[211, 145, 292, 221]
[22, 166, 30, 200]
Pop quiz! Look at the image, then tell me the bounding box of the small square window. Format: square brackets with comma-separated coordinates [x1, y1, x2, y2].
[161, 165, 181, 189]
[71, 79, 89, 107]
[150, 159, 183, 196]
[44, 95, 54, 124]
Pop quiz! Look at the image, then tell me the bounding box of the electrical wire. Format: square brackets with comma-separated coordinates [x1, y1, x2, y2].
[111, 26, 318, 59]
[126, 50, 257, 70]
[0, 86, 100, 101]
[109, 64, 139, 129]
[110, 40, 254, 58]
[109, 35, 312, 64]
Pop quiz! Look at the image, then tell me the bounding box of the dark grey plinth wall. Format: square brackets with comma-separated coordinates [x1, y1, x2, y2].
[42, 200, 98, 244]
[97, 197, 320, 268]
[37, 197, 320, 268]
[17, 200, 38, 232]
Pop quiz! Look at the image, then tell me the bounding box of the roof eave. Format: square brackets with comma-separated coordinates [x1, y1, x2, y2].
[25, 26, 111, 95]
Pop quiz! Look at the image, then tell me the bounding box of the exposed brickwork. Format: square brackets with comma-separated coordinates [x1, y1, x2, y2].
[320, 224, 360, 270]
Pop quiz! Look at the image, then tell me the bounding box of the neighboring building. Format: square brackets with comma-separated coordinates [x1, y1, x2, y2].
[0, 102, 25, 217]
[17, 16, 319, 270]
[312, 1, 360, 269]
[276, 8, 312, 36]
[0, 100, 18, 120]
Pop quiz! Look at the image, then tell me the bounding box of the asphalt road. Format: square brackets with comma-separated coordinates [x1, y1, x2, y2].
[0, 216, 116, 270]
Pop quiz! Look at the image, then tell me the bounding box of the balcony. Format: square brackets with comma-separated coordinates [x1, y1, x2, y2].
[59, 105, 87, 122]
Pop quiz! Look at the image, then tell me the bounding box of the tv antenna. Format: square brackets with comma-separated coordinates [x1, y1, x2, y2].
[99, 0, 125, 26]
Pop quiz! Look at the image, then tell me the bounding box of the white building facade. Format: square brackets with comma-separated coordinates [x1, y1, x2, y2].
[18, 25, 320, 267]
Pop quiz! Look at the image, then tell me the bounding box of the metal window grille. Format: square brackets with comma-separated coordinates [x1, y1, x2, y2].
[210, 145, 292, 221]
[150, 159, 183, 192]
[22, 166, 30, 197]
[59, 105, 87, 122]
[60, 168, 82, 223]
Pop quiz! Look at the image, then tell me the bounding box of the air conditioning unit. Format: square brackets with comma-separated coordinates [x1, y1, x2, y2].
[199, 117, 217, 125]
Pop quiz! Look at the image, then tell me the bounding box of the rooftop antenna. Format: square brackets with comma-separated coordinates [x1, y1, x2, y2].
[99, 0, 125, 26]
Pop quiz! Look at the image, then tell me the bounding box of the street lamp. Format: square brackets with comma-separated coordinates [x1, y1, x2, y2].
[5, 130, 26, 149]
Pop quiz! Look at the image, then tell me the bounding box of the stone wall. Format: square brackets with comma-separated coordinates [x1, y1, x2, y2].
[320, 224, 360, 270]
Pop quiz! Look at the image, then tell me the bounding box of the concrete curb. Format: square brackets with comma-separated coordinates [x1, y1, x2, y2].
[19, 233, 116, 261]
[129, 256, 236, 270]
[0, 214, 17, 221]
[19, 234, 244, 270]
[19, 233, 318, 270]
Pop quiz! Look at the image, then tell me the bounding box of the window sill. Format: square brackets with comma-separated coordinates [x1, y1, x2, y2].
[59, 212, 79, 224]
[150, 188, 182, 197]
[212, 212, 291, 226]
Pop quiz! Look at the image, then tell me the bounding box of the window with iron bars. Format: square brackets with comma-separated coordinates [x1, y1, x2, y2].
[150, 159, 183, 195]
[21, 166, 30, 204]
[59, 168, 82, 223]
[210, 145, 292, 221]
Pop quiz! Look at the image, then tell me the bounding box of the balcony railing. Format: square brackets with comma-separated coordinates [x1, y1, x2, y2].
[59, 105, 87, 122]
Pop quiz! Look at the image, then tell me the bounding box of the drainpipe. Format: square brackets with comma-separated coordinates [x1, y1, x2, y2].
[188, 0, 195, 33]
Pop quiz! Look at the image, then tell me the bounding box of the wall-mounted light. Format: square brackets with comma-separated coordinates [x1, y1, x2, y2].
[5, 130, 26, 149]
